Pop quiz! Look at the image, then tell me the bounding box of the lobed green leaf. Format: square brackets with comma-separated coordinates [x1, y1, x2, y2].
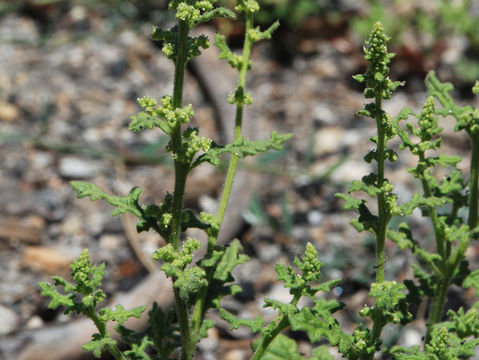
[464, 269, 479, 296]
[82, 333, 117, 359]
[101, 304, 146, 325]
[71, 181, 143, 218]
[195, 131, 292, 167]
[213, 239, 249, 282]
[219, 308, 265, 333]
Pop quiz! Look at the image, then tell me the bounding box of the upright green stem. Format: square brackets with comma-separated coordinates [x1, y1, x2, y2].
[169, 19, 193, 360]
[190, 10, 255, 345]
[172, 21, 188, 110]
[215, 11, 254, 230]
[375, 97, 387, 284]
[170, 20, 190, 251]
[367, 316, 387, 360]
[427, 273, 452, 334]
[468, 134, 479, 230]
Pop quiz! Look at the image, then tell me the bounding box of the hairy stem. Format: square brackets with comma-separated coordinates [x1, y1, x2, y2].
[175, 287, 194, 360]
[367, 317, 386, 360]
[170, 20, 190, 251]
[375, 97, 387, 283]
[426, 272, 452, 342]
[169, 19, 193, 360]
[468, 134, 479, 230]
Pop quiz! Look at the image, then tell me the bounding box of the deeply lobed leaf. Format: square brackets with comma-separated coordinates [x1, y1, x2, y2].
[195, 131, 292, 167]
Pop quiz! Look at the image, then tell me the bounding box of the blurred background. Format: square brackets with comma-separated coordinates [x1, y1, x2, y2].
[1, 0, 479, 359]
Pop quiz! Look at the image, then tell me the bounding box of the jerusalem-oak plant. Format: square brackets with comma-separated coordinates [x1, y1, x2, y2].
[39, 1, 479, 359]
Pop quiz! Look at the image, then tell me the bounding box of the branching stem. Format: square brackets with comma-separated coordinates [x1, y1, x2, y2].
[251, 295, 299, 360]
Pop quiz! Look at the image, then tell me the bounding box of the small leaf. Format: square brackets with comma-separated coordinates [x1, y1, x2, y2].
[288, 300, 345, 344]
[428, 154, 462, 167]
[425, 71, 459, 116]
[219, 308, 265, 333]
[335, 193, 362, 211]
[82, 333, 117, 359]
[446, 303, 479, 338]
[122, 336, 154, 360]
[181, 209, 210, 231]
[214, 239, 249, 282]
[399, 192, 446, 216]
[39, 282, 75, 309]
[464, 269, 479, 296]
[353, 74, 365, 83]
[394, 106, 416, 123]
[146, 303, 181, 358]
[194, 7, 236, 25]
[310, 346, 334, 360]
[101, 304, 146, 325]
[196, 132, 292, 167]
[71, 182, 142, 218]
[261, 334, 305, 360]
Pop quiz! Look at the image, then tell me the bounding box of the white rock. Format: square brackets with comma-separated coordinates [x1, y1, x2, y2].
[329, 160, 371, 184]
[25, 315, 44, 330]
[307, 210, 324, 225]
[69, 5, 87, 21]
[0, 305, 19, 336]
[224, 349, 246, 360]
[58, 156, 100, 178]
[398, 326, 423, 347]
[312, 103, 336, 125]
[99, 234, 122, 251]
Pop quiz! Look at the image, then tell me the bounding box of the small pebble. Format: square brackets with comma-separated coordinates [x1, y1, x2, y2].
[25, 315, 44, 330]
[0, 305, 19, 336]
[22, 246, 75, 275]
[398, 326, 423, 347]
[99, 234, 122, 251]
[307, 210, 324, 225]
[198, 327, 219, 352]
[224, 349, 246, 360]
[0, 101, 19, 122]
[256, 243, 281, 262]
[58, 156, 101, 179]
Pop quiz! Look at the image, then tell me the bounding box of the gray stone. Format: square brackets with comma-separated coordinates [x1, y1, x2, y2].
[256, 242, 281, 263]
